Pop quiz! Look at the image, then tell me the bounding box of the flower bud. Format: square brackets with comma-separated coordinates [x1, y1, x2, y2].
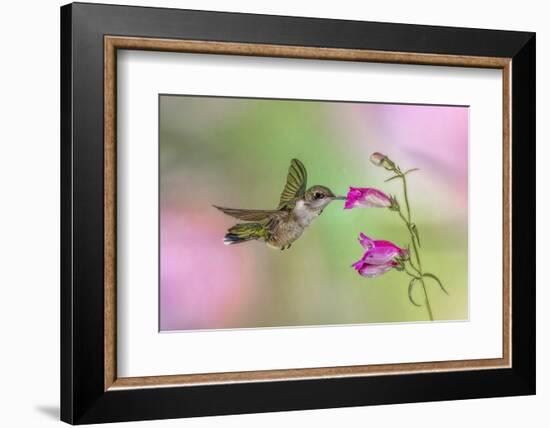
[370, 152, 386, 166]
[370, 152, 396, 171]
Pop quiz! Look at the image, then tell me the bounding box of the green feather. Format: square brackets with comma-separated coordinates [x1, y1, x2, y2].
[224, 223, 266, 245]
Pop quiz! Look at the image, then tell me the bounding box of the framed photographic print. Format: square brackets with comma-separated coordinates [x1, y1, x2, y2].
[60, 2, 536, 424]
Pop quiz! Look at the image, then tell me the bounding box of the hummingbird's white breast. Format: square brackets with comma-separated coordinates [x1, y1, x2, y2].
[293, 200, 321, 227]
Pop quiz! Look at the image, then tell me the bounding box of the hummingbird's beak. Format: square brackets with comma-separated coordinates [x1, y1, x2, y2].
[332, 196, 347, 200]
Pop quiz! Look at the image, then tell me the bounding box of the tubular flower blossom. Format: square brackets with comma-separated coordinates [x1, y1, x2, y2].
[344, 187, 392, 209]
[352, 233, 408, 278]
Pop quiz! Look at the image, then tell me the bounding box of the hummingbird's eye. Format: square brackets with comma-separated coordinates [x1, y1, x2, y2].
[314, 192, 324, 199]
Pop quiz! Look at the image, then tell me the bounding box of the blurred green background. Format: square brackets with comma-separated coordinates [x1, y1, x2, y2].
[159, 95, 468, 331]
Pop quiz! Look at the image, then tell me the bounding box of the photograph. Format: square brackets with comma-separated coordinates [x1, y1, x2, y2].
[159, 95, 469, 331]
[55, 2, 536, 424]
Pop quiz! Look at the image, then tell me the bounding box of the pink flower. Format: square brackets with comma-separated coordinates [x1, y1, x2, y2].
[344, 187, 392, 209]
[352, 233, 408, 278]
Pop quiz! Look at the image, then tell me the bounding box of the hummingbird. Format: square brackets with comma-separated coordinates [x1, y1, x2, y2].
[214, 158, 345, 250]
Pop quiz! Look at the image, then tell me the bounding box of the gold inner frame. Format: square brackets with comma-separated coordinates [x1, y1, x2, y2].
[104, 35, 512, 391]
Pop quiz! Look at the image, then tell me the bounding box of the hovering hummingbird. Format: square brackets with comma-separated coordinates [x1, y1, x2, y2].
[214, 159, 345, 250]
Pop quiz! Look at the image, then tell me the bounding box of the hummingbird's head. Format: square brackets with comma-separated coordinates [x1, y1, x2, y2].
[304, 185, 346, 210]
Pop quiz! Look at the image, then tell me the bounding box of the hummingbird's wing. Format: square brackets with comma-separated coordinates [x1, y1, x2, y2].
[213, 206, 279, 222]
[278, 158, 307, 209]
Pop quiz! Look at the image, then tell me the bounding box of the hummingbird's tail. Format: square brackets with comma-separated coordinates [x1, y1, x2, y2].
[224, 223, 266, 245]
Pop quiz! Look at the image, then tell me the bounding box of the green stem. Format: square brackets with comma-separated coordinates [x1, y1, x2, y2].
[403, 265, 420, 279]
[403, 265, 418, 278]
[420, 278, 434, 321]
[409, 226, 423, 273]
[401, 174, 412, 224]
[397, 209, 422, 271]
[395, 171, 433, 321]
[407, 251, 421, 274]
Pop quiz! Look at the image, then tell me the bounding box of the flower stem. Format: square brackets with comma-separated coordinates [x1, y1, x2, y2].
[420, 279, 434, 321]
[396, 172, 433, 321]
[401, 174, 412, 224]
[403, 265, 420, 279]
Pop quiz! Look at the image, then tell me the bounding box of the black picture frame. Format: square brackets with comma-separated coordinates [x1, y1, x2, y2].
[61, 2, 535, 424]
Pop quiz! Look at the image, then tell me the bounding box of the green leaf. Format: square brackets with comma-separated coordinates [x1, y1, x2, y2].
[408, 278, 422, 307]
[403, 168, 420, 176]
[424, 273, 449, 295]
[384, 174, 401, 183]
